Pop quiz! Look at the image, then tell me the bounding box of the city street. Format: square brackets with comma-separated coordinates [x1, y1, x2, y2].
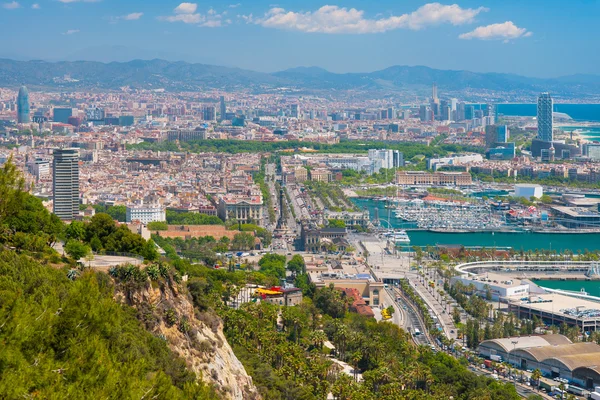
[349, 233, 459, 341]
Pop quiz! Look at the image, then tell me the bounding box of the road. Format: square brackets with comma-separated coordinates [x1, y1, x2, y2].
[349, 233, 459, 341]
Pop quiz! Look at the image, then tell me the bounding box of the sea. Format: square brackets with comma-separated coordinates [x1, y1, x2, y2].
[494, 103, 600, 122]
[532, 280, 600, 297]
[352, 198, 600, 252]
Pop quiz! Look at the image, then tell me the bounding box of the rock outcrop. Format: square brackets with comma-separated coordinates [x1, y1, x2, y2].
[116, 279, 260, 400]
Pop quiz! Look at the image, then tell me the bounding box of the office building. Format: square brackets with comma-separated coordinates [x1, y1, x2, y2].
[465, 104, 475, 120]
[419, 105, 432, 122]
[85, 107, 105, 122]
[203, 106, 216, 121]
[368, 149, 404, 173]
[27, 158, 50, 180]
[440, 100, 450, 121]
[537, 92, 554, 142]
[585, 144, 600, 161]
[219, 96, 226, 121]
[119, 115, 134, 126]
[53, 108, 73, 124]
[166, 128, 206, 142]
[497, 125, 509, 143]
[387, 106, 395, 120]
[53, 148, 80, 220]
[17, 86, 30, 123]
[483, 104, 494, 117]
[487, 143, 515, 160]
[290, 103, 300, 119]
[450, 98, 458, 111]
[456, 102, 466, 121]
[126, 204, 166, 224]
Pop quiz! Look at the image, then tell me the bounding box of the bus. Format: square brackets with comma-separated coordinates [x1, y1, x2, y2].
[414, 328, 421, 336]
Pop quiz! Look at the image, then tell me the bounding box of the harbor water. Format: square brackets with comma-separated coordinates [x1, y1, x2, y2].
[352, 198, 600, 252]
[533, 280, 600, 298]
[495, 103, 600, 122]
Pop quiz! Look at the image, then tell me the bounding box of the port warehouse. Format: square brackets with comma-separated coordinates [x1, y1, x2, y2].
[479, 335, 600, 390]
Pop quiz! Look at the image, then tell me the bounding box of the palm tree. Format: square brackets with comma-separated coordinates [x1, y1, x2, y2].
[351, 351, 362, 382]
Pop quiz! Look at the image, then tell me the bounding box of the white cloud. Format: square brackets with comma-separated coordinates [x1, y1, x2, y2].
[2, 1, 20, 9]
[31, 3, 39, 9]
[459, 21, 532, 41]
[201, 19, 222, 27]
[62, 29, 80, 35]
[123, 12, 143, 20]
[58, 0, 100, 3]
[251, 3, 488, 34]
[163, 13, 202, 23]
[174, 2, 197, 14]
[228, 3, 241, 8]
[160, 3, 230, 27]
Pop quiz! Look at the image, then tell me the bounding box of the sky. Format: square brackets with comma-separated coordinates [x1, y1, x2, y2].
[0, 0, 598, 77]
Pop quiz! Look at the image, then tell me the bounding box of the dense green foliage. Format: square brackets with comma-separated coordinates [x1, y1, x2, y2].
[148, 221, 169, 230]
[328, 219, 346, 228]
[287, 254, 306, 276]
[231, 232, 256, 251]
[258, 253, 287, 279]
[239, 223, 272, 247]
[91, 204, 127, 222]
[472, 170, 600, 189]
[130, 139, 484, 159]
[80, 213, 159, 261]
[0, 250, 213, 399]
[255, 158, 276, 223]
[304, 181, 356, 211]
[152, 235, 230, 266]
[166, 210, 223, 225]
[186, 267, 522, 400]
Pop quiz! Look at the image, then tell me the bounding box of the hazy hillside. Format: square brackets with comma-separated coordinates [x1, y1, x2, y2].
[1, 58, 599, 98]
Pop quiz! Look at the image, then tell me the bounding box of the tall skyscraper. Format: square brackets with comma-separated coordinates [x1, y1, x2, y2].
[203, 106, 217, 121]
[17, 86, 30, 123]
[465, 105, 475, 120]
[497, 125, 510, 143]
[219, 96, 226, 121]
[537, 92, 554, 142]
[290, 104, 300, 119]
[456, 102, 466, 121]
[387, 106, 395, 120]
[53, 148, 80, 220]
[432, 83, 438, 102]
[440, 100, 450, 121]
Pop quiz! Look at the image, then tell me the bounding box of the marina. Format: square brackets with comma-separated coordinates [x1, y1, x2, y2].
[352, 198, 600, 251]
[391, 198, 504, 231]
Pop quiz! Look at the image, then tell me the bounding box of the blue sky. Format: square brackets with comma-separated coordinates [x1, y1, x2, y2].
[0, 0, 598, 77]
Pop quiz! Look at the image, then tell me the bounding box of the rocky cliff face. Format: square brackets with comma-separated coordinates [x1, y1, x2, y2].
[116, 280, 260, 400]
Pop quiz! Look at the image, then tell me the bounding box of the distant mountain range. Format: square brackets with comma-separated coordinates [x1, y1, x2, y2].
[1, 58, 599, 99]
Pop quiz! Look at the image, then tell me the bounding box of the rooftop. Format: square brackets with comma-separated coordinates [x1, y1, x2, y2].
[509, 292, 600, 320]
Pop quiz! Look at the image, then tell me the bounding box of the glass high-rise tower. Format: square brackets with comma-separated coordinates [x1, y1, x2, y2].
[17, 86, 30, 123]
[53, 148, 80, 220]
[537, 92, 554, 142]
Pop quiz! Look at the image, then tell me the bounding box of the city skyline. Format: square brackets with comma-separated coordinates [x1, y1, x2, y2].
[0, 1, 598, 77]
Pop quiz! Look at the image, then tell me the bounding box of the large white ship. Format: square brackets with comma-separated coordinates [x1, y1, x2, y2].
[383, 230, 411, 245]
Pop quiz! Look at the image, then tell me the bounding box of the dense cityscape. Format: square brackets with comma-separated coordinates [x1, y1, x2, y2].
[2, 1, 600, 399]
